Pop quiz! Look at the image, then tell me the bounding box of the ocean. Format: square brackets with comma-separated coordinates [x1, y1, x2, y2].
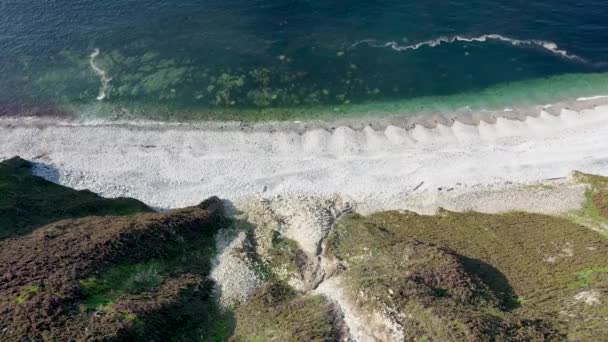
[1, 0, 607, 121]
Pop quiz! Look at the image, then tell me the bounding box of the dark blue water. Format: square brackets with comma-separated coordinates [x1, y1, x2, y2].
[1, 0, 607, 121]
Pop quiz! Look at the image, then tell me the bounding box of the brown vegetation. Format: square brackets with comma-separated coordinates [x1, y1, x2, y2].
[231, 282, 340, 342]
[0, 197, 224, 341]
[328, 209, 608, 341]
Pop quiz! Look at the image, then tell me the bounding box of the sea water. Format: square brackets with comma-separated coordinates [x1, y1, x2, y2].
[1, 0, 607, 121]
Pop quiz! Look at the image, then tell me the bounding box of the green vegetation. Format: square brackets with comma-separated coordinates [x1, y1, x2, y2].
[329, 209, 608, 340]
[570, 267, 608, 289]
[15, 285, 40, 304]
[0, 158, 230, 341]
[212, 220, 338, 341]
[568, 172, 608, 239]
[80, 230, 216, 308]
[76, 216, 235, 341]
[80, 262, 165, 309]
[574, 172, 608, 222]
[231, 282, 338, 342]
[0, 157, 152, 239]
[266, 231, 306, 277]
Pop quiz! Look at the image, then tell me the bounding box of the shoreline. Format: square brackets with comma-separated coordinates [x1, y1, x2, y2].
[1, 94, 608, 133]
[3, 91, 608, 342]
[1, 99, 607, 213]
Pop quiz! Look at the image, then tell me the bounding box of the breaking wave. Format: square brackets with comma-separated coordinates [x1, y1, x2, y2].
[350, 34, 587, 63]
[89, 48, 112, 101]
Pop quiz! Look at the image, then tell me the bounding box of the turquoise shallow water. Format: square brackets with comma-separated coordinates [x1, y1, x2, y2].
[1, 0, 607, 121]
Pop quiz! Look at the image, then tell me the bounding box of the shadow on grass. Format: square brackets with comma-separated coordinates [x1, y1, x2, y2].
[129, 280, 236, 341]
[0, 157, 152, 240]
[30, 161, 61, 183]
[78, 200, 240, 341]
[461, 255, 521, 311]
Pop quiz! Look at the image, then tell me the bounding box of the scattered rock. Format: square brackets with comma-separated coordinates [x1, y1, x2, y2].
[574, 290, 601, 305]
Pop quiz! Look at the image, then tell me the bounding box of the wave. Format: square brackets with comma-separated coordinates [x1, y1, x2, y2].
[349, 34, 587, 63]
[89, 49, 112, 101]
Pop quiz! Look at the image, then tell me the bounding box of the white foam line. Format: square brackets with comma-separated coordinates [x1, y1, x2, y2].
[351, 34, 587, 63]
[89, 48, 112, 101]
[577, 95, 608, 101]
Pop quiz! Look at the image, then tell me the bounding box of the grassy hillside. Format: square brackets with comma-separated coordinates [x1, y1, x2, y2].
[0, 157, 231, 341]
[0, 197, 228, 341]
[328, 206, 608, 340]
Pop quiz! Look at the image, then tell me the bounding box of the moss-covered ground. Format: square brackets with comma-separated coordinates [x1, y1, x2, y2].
[79, 232, 215, 308]
[0, 157, 231, 341]
[574, 172, 608, 225]
[231, 282, 338, 342]
[0, 157, 152, 239]
[263, 230, 310, 283]
[76, 218, 234, 341]
[328, 205, 608, 340]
